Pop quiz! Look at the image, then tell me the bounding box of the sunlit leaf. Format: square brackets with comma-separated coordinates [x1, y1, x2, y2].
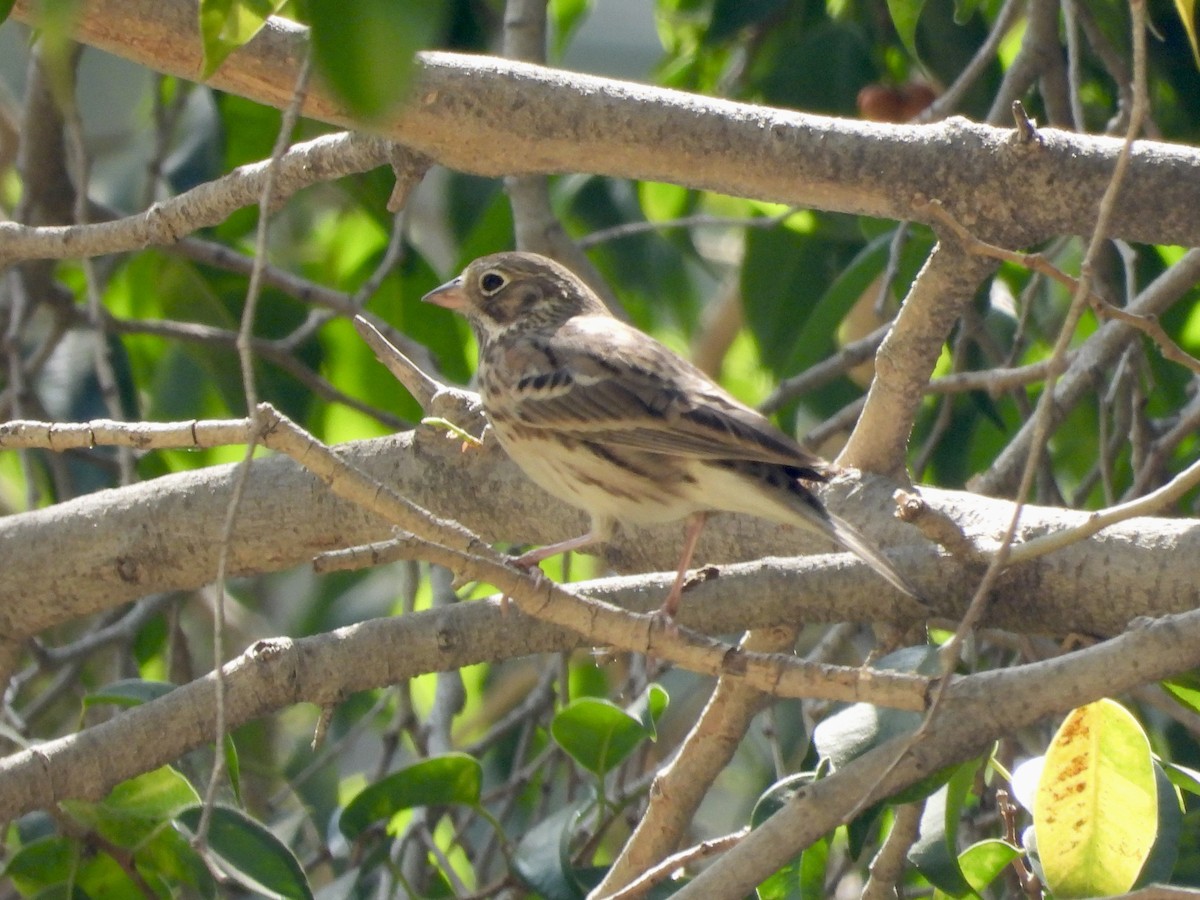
[630, 683, 669, 740]
[1175, 0, 1200, 69]
[638, 180, 692, 223]
[958, 839, 1021, 894]
[1034, 699, 1156, 897]
[549, 0, 592, 59]
[60, 767, 201, 853]
[1161, 759, 1200, 797]
[551, 696, 655, 777]
[886, 0, 926, 60]
[1162, 670, 1200, 715]
[197, 0, 288, 78]
[756, 831, 827, 899]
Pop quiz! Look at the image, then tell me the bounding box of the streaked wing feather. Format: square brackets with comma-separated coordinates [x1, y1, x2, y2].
[503, 316, 826, 474]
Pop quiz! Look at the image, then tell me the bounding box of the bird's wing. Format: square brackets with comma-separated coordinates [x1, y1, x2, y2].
[496, 315, 828, 475]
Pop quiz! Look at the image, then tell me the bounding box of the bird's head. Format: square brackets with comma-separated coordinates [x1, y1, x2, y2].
[423, 251, 607, 341]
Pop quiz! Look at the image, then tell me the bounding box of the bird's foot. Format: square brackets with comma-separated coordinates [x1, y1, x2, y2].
[499, 550, 553, 616]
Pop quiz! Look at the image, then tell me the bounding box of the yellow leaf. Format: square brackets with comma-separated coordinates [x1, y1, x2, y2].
[1034, 699, 1157, 898]
[1175, 0, 1200, 69]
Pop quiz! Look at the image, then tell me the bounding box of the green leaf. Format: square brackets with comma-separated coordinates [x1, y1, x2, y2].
[224, 732, 243, 808]
[549, 0, 592, 60]
[302, 0, 448, 120]
[754, 18, 874, 115]
[0, 0, 15, 25]
[631, 683, 669, 740]
[338, 753, 482, 840]
[814, 648, 961, 810]
[752, 774, 825, 900]
[3, 836, 76, 894]
[512, 798, 600, 900]
[134, 823, 215, 895]
[97, 766, 201, 822]
[887, 0, 927, 60]
[1161, 759, 1200, 797]
[752, 772, 817, 828]
[1162, 671, 1200, 715]
[197, 0, 287, 79]
[782, 230, 897, 376]
[1175, 0, 1200, 69]
[83, 678, 175, 710]
[908, 762, 978, 897]
[952, 0, 982, 23]
[551, 696, 654, 777]
[1034, 699, 1157, 898]
[1136, 762, 1182, 888]
[957, 839, 1021, 894]
[708, 0, 787, 44]
[637, 180, 692, 223]
[813, 646, 939, 770]
[756, 833, 828, 900]
[741, 226, 847, 375]
[176, 804, 313, 900]
[62, 766, 201, 849]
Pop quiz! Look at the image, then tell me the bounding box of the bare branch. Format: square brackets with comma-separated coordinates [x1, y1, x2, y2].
[10, 1, 1200, 248]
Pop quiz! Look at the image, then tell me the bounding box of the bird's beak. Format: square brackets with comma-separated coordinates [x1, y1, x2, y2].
[422, 276, 467, 311]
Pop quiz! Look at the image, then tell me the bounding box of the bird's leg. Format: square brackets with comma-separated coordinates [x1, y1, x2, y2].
[660, 512, 708, 620]
[501, 523, 610, 615]
[511, 531, 603, 568]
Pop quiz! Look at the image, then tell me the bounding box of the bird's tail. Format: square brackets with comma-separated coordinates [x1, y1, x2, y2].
[825, 512, 923, 602]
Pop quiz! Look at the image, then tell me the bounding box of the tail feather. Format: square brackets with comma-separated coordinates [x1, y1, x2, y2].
[824, 512, 923, 602]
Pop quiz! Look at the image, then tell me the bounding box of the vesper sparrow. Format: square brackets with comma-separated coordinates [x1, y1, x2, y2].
[424, 251, 917, 617]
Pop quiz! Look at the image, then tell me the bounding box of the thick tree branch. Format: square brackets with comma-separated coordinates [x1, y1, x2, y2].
[0, 131, 394, 266]
[1, 415, 1199, 642]
[10, 0, 1200, 249]
[840, 244, 995, 476]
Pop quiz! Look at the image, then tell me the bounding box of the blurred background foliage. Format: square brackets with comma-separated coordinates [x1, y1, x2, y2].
[4, 0, 1200, 896]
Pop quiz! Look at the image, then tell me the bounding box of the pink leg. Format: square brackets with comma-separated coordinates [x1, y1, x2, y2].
[660, 512, 708, 620]
[502, 527, 607, 616]
[512, 531, 603, 568]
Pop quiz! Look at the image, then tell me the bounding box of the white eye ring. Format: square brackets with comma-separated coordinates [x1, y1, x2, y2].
[479, 269, 508, 295]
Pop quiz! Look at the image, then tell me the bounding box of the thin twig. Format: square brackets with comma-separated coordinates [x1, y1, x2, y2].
[919, 0, 1024, 122]
[605, 829, 749, 900]
[199, 50, 312, 844]
[1008, 453, 1200, 564]
[919, 199, 1200, 377]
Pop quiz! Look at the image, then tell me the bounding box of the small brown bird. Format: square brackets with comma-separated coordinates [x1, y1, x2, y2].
[423, 251, 917, 617]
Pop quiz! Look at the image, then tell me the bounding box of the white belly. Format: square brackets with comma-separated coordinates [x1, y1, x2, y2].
[495, 429, 705, 527]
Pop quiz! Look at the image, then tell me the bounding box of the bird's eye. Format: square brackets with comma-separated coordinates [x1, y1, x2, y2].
[479, 270, 507, 295]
